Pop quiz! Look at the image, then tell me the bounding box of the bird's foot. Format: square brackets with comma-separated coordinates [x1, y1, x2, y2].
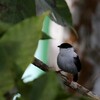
[56, 70, 62, 73]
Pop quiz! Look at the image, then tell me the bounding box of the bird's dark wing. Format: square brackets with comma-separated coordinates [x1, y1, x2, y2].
[74, 56, 81, 72]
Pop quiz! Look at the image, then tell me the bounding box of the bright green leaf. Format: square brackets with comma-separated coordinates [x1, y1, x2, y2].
[0, 13, 46, 70]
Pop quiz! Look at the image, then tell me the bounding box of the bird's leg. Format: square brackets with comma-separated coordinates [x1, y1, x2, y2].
[67, 73, 74, 82]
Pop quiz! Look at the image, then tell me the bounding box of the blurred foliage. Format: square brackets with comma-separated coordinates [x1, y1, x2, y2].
[0, 22, 12, 36]
[41, 32, 52, 39]
[18, 72, 90, 100]
[36, 0, 72, 26]
[0, 0, 90, 100]
[0, 0, 36, 24]
[0, 0, 36, 38]
[0, 9, 47, 99]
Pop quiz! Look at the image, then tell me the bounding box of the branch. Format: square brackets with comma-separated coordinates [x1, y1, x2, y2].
[33, 57, 49, 71]
[32, 57, 100, 100]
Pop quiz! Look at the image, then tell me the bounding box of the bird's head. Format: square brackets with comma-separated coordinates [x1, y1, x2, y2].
[58, 43, 72, 49]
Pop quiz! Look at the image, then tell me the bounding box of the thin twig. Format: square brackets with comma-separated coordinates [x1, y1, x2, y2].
[32, 57, 100, 100]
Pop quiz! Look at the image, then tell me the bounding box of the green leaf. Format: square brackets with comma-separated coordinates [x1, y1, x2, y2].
[19, 72, 68, 100]
[19, 72, 90, 100]
[0, 12, 47, 99]
[0, 0, 36, 24]
[41, 32, 52, 39]
[0, 0, 36, 38]
[36, 0, 72, 26]
[53, 0, 72, 25]
[0, 13, 47, 70]
[0, 21, 12, 38]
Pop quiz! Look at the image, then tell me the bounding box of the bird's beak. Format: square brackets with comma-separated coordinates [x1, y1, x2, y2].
[58, 45, 60, 48]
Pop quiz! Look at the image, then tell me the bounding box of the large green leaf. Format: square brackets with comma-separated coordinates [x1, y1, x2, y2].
[36, 0, 72, 26]
[19, 72, 68, 100]
[0, 13, 47, 99]
[19, 72, 90, 100]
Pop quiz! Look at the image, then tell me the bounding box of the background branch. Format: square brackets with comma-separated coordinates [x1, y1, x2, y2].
[32, 57, 100, 100]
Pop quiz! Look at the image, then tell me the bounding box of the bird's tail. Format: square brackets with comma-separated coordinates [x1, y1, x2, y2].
[73, 74, 78, 82]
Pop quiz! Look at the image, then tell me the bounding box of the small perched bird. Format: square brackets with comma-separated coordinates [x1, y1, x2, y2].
[57, 43, 81, 82]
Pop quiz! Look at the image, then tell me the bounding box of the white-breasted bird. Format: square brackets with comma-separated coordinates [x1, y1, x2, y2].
[57, 43, 81, 82]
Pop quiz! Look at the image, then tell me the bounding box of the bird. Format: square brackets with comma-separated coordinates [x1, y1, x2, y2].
[57, 43, 81, 82]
